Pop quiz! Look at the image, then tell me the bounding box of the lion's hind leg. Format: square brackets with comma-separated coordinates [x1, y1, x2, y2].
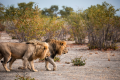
[2, 56, 11, 72]
[2, 49, 11, 72]
[9, 58, 16, 70]
[18, 64, 31, 70]
[0, 53, 3, 60]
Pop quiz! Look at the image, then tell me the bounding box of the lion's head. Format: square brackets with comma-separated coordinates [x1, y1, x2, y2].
[45, 39, 68, 57]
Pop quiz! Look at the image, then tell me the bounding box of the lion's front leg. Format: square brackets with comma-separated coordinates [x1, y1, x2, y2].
[45, 60, 51, 71]
[29, 61, 38, 72]
[22, 57, 29, 70]
[45, 57, 57, 71]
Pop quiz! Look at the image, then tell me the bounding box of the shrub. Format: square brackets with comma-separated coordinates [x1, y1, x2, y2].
[0, 24, 5, 31]
[88, 43, 118, 50]
[54, 56, 60, 62]
[85, 2, 120, 50]
[71, 57, 86, 66]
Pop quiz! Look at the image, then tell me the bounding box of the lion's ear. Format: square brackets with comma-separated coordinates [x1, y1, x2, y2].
[44, 46, 48, 50]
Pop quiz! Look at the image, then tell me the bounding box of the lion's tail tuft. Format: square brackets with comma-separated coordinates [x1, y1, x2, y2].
[1, 61, 3, 63]
[1, 58, 12, 63]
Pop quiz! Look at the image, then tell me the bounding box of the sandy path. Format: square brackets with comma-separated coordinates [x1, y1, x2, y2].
[0, 42, 120, 80]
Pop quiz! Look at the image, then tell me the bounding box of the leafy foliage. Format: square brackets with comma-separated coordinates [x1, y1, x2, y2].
[59, 6, 74, 18]
[3, 2, 65, 42]
[67, 11, 87, 44]
[42, 5, 58, 17]
[54, 56, 60, 62]
[41, 5, 73, 18]
[0, 3, 5, 21]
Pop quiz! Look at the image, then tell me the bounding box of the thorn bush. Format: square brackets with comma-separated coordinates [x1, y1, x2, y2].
[71, 57, 86, 66]
[54, 56, 60, 62]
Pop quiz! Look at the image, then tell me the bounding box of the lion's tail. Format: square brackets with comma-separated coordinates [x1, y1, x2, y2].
[1, 58, 12, 63]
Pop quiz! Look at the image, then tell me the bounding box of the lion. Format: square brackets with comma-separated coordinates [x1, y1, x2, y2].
[17, 39, 68, 71]
[44, 39, 68, 71]
[0, 41, 50, 72]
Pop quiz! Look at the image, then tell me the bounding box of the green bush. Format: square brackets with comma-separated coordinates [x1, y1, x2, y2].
[71, 57, 86, 66]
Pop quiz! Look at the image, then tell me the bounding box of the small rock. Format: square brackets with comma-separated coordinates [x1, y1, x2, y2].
[95, 52, 98, 54]
[108, 58, 110, 61]
[111, 54, 115, 56]
[65, 62, 70, 64]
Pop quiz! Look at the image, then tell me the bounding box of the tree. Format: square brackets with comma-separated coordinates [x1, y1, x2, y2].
[3, 2, 65, 42]
[0, 3, 5, 21]
[67, 11, 87, 44]
[42, 5, 58, 17]
[17, 2, 35, 17]
[5, 5, 17, 20]
[59, 6, 73, 18]
[84, 1, 120, 50]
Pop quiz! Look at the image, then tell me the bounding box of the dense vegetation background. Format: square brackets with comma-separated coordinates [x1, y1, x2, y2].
[0, 1, 120, 50]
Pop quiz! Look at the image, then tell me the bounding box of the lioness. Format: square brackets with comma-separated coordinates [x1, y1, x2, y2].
[44, 39, 68, 71]
[0, 42, 50, 72]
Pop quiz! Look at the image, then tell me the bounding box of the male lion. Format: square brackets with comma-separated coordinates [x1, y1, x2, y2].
[44, 39, 68, 71]
[0, 41, 50, 72]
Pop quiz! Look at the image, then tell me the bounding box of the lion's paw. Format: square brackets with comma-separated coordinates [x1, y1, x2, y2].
[18, 66, 24, 70]
[33, 69, 38, 72]
[53, 68, 56, 71]
[9, 68, 12, 70]
[46, 68, 51, 71]
[6, 69, 10, 72]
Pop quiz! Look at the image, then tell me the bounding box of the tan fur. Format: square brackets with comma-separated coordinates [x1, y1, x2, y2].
[0, 41, 50, 72]
[45, 39, 68, 71]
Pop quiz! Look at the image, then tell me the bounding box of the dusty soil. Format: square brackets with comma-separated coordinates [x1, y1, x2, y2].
[0, 41, 120, 80]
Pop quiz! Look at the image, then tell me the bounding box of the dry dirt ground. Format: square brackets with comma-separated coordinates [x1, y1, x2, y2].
[0, 41, 120, 80]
